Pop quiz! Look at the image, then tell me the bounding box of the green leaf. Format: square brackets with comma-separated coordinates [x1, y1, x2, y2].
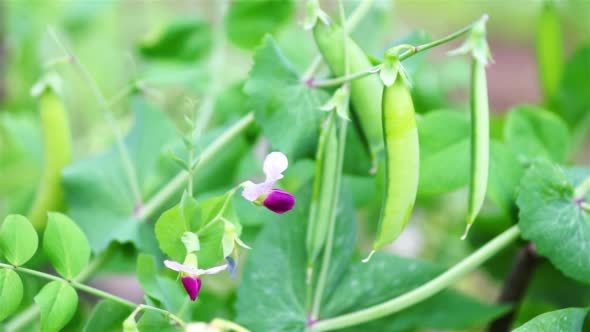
[417, 110, 470, 196]
[236, 186, 503, 331]
[224, 0, 294, 49]
[0, 269, 23, 322]
[83, 300, 133, 332]
[487, 141, 524, 214]
[155, 192, 230, 268]
[504, 105, 570, 163]
[35, 281, 78, 332]
[513, 308, 588, 332]
[138, 17, 212, 62]
[63, 98, 178, 253]
[43, 213, 91, 279]
[323, 254, 508, 331]
[556, 45, 590, 129]
[244, 36, 329, 158]
[0, 214, 38, 265]
[517, 160, 590, 283]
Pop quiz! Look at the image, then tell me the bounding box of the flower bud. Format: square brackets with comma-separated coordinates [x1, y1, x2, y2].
[181, 276, 202, 301]
[262, 189, 296, 214]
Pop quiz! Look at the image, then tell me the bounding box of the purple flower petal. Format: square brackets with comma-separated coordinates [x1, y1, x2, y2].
[226, 256, 237, 279]
[263, 189, 296, 214]
[181, 276, 202, 301]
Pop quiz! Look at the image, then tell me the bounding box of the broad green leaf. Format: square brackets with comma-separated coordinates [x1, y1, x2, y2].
[224, 0, 294, 49]
[418, 110, 470, 196]
[0, 269, 23, 322]
[513, 308, 588, 332]
[517, 160, 590, 283]
[0, 214, 38, 265]
[43, 213, 90, 279]
[236, 186, 503, 331]
[556, 45, 590, 129]
[63, 98, 178, 253]
[83, 300, 133, 332]
[155, 192, 231, 268]
[244, 36, 329, 158]
[487, 141, 524, 214]
[35, 281, 78, 332]
[136, 254, 187, 312]
[504, 105, 570, 163]
[138, 17, 212, 62]
[323, 254, 508, 331]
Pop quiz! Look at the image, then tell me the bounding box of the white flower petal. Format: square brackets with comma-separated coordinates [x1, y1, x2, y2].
[198, 264, 228, 275]
[164, 260, 199, 275]
[241, 180, 273, 201]
[263, 152, 288, 182]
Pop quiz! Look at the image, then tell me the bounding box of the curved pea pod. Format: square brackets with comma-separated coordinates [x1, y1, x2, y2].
[306, 113, 338, 264]
[370, 79, 419, 254]
[28, 88, 72, 230]
[536, 0, 562, 104]
[463, 58, 490, 239]
[313, 23, 383, 166]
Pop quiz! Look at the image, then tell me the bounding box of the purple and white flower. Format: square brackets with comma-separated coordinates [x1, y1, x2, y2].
[241, 152, 296, 214]
[164, 260, 228, 301]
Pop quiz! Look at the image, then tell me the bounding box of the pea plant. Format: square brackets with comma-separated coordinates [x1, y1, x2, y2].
[1, 0, 589, 331]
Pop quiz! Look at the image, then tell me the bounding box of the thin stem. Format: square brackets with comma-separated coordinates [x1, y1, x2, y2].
[398, 14, 489, 61]
[302, 55, 323, 82]
[0, 262, 187, 329]
[310, 226, 521, 332]
[48, 28, 143, 205]
[488, 243, 539, 332]
[4, 247, 114, 332]
[310, 65, 381, 88]
[136, 112, 255, 220]
[344, 0, 375, 33]
[197, 187, 237, 235]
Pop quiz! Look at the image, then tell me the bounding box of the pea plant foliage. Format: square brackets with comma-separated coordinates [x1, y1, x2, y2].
[1, 0, 590, 331]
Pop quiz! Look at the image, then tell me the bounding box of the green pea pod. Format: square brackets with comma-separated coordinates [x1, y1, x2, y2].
[306, 113, 338, 264]
[28, 89, 72, 230]
[313, 23, 383, 166]
[536, 0, 562, 104]
[370, 79, 419, 254]
[464, 58, 490, 239]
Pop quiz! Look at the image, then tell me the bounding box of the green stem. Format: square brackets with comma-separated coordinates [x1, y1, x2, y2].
[4, 247, 114, 332]
[398, 14, 489, 61]
[0, 262, 187, 329]
[345, 0, 375, 33]
[136, 112, 255, 220]
[310, 225, 520, 331]
[311, 65, 381, 88]
[48, 28, 143, 205]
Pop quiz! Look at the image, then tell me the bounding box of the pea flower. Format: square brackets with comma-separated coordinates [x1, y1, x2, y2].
[241, 152, 296, 214]
[164, 259, 228, 301]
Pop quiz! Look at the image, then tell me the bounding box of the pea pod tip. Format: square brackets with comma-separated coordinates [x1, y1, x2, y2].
[361, 250, 376, 263]
[460, 223, 473, 241]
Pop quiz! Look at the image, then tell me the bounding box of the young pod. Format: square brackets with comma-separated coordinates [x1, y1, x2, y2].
[372, 79, 419, 252]
[464, 58, 490, 238]
[313, 23, 383, 166]
[28, 87, 72, 230]
[536, 0, 562, 104]
[306, 113, 338, 264]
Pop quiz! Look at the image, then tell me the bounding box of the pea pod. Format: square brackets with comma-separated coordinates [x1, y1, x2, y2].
[306, 113, 338, 264]
[28, 88, 72, 230]
[313, 23, 383, 165]
[536, 0, 562, 104]
[464, 58, 490, 239]
[371, 79, 419, 253]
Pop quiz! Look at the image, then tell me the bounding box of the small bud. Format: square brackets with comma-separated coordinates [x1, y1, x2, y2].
[123, 317, 138, 332]
[263, 189, 296, 214]
[181, 276, 202, 301]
